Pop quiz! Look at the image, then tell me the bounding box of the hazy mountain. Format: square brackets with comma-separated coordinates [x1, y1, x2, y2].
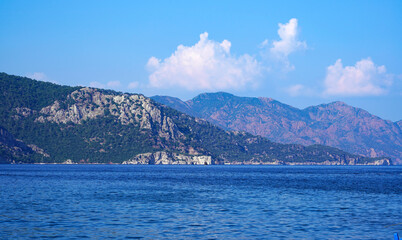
[152, 95, 194, 116]
[0, 73, 388, 165]
[152, 92, 402, 164]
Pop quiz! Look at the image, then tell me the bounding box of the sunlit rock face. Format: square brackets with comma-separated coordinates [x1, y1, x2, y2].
[36, 87, 183, 141]
[122, 151, 212, 165]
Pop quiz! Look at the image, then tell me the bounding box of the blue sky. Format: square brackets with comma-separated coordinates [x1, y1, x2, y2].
[0, 0, 401, 121]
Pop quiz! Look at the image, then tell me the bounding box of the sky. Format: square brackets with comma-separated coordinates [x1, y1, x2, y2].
[0, 0, 401, 121]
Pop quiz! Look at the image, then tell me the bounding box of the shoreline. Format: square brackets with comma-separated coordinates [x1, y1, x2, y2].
[4, 162, 396, 166]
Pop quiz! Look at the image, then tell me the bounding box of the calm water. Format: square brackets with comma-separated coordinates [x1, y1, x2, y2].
[0, 165, 401, 239]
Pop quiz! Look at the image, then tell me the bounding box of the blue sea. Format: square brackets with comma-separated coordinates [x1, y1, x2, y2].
[0, 165, 401, 239]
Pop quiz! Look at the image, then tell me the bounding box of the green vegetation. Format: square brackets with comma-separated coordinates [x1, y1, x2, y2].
[0, 72, 386, 164]
[0, 73, 80, 111]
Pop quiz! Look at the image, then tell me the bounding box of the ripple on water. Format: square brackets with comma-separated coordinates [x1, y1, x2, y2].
[0, 165, 401, 239]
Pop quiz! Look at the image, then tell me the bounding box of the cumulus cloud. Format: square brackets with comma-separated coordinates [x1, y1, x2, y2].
[323, 58, 393, 96]
[270, 18, 307, 57]
[263, 18, 307, 71]
[147, 32, 261, 90]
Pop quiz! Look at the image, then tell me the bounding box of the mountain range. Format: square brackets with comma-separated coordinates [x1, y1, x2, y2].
[0, 72, 389, 165]
[152, 92, 402, 164]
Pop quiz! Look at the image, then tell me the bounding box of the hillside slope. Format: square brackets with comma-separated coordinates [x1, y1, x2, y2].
[0, 125, 39, 163]
[152, 92, 401, 164]
[0, 73, 389, 165]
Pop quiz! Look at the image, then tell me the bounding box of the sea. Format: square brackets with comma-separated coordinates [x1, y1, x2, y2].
[0, 165, 401, 239]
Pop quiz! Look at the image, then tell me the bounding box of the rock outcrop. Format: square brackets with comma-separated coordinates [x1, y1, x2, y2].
[35, 87, 183, 141]
[122, 151, 212, 165]
[27, 144, 50, 157]
[226, 158, 391, 165]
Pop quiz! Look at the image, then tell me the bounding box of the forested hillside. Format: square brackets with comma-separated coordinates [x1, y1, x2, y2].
[0, 73, 390, 165]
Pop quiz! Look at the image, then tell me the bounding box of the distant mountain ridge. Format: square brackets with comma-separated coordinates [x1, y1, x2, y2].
[152, 92, 402, 164]
[0, 72, 388, 165]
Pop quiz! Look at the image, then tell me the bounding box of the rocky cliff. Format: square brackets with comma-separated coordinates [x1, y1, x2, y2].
[122, 151, 212, 165]
[35, 87, 183, 142]
[153, 92, 402, 164]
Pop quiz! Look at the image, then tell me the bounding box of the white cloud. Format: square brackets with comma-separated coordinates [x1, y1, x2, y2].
[146, 19, 306, 90]
[147, 57, 160, 71]
[107, 81, 121, 88]
[147, 32, 261, 91]
[271, 18, 307, 57]
[267, 18, 307, 71]
[324, 58, 393, 96]
[89, 81, 105, 89]
[128, 81, 139, 89]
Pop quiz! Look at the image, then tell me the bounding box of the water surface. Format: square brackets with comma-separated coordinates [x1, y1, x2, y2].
[0, 165, 401, 239]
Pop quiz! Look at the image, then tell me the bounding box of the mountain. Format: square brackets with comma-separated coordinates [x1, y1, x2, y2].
[152, 95, 194, 116]
[152, 92, 402, 164]
[0, 73, 389, 165]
